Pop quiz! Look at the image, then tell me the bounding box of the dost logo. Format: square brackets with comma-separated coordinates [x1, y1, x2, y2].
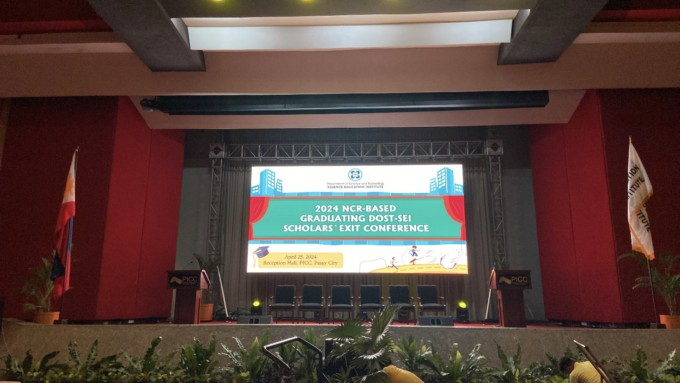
[348, 168, 363, 181]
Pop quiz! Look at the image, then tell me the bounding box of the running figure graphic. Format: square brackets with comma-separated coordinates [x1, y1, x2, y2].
[409, 245, 419, 265]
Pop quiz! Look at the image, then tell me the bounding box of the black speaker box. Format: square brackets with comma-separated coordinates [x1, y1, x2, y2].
[237, 315, 273, 324]
[417, 316, 454, 326]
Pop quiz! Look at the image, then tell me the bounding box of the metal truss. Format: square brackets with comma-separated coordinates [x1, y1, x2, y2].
[207, 139, 506, 271]
[214, 141, 488, 161]
[206, 157, 224, 264]
[487, 154, 507, 268]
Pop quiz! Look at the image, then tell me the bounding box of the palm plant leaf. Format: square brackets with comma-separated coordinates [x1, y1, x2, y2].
[324, 305, 399, 380]
[21, 257, 55, 313]
[619, 252, 680, 315]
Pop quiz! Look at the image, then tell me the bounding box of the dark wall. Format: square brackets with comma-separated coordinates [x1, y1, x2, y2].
[0, 97, 116, 320]
[0, 97, 185, 321]
[600, 89, 680, 321]
[530, 91, 621, 323]
[531, 89, 680, 323]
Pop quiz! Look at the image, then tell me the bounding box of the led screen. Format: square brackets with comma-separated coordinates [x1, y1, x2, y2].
[247, 164, 467, 274]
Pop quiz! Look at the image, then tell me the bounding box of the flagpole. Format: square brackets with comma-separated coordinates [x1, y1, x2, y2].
[59, 148, 78, 315]
[628, 138, 659, 326]
[644, 254, 660, 325]
[59, 217, 74, 314]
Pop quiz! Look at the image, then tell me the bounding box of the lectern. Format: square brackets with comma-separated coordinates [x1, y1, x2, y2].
[490, 269, 531, 327]
[168, 270, 211, 324]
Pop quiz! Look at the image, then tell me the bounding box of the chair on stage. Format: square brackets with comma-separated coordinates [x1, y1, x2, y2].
[416, 285, 447, 317]
[388, 285, 417, 323]
[298, 284, 325, 323]
[327, 285, 354, 322]
[269, 285, 296, 322]
[358, 285, 384, 320]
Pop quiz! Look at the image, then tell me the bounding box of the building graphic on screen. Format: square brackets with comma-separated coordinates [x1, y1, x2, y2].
[251, 169, 283, 196]
[430, 168, 464, 195]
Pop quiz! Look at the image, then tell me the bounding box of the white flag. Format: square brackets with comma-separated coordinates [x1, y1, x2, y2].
[627, 140, 654, 260]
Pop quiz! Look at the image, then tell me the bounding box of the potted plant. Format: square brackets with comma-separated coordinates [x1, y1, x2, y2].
[193, 253, 223, 322]
[21, 257, 60, 324]
[619, 252, 680, 328]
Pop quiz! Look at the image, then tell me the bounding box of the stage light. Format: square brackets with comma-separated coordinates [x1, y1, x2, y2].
[251, 299, 263, 315]
[456, 300, 469, 323]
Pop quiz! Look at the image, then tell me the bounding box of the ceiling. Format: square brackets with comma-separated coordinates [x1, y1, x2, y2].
[1, 0, 679, 130]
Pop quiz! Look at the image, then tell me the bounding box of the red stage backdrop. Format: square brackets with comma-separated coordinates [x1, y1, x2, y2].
[0, 97, 184, 321]
[531, 89, 680, 324]
[2, 90, 677, 323]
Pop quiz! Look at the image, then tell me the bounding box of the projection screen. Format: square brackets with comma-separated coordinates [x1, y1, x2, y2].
[247, 164, 467, 274]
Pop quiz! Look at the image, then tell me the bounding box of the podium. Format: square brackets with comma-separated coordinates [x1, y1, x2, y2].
[490, 269, 531, 327]
[168, 270, 211, 324]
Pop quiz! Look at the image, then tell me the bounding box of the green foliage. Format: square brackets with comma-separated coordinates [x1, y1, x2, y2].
[21, 257, 56, 313]
[1, 350, 67, 382]
[324, 304, 399, 381]
[491, 344, 569, 383]
[652, 349, 680, 383]
[629, 344, 651, 382]
[2, 329, 679, 383]
[60, 340, 126, 382]
[395, 336, 435, 377]
[493, 343, 534, 383]
[220, 332, 274, 382]
[514, 351, 569, 383]
[609, 345, 680, 383]
[421, 343, 490, 383]
[121, 336, 181, 382]
[619, 252, 680, 315]
[293, 328, 325, 383]
[23, 340, 128, 382]
[256, 328, 324, 383]
[177, 336, 220, 382]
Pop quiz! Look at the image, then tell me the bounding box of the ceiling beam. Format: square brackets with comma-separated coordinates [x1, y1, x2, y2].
[86, 0, 204, 72]
[83, 0, 606, 71]
[159, 0, 537, 18]
[139, 91, 549, 116]
[498, 0, 609, 65]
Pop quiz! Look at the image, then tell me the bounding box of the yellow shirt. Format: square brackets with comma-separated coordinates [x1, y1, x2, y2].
[570, 361, 602, 383]
[383, 365, 424, 383]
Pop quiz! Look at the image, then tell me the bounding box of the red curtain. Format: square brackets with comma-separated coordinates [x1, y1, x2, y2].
[443, 196, 466, 240]
[248, 197, 269, 239]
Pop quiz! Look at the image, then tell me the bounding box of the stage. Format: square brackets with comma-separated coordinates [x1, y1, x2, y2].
[2, 318, 678, 369]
